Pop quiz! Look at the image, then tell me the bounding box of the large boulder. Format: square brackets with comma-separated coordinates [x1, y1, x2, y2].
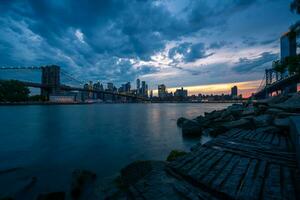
[181, 120, 202, 137]
[71, 170, 97, 200]
[241, 107, 256, 117]
[252, 114, 273, 127]
[271, 93, 300, 112]
[273, 118, 290, 129]
[221, 119, 251, 130]
[177, 117, 188, 127]
[120, 161, 165, 186]
[204, 110, 223, 120]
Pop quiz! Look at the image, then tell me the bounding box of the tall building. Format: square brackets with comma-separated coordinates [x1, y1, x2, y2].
[280, 31, 297, 77]
[141, 81, 147, 97]
[280, 31, 297, 61]
[174, 87, 188, 98]
[125, 82, 131, 92]
[158, 84, 167, 98]
[136, 79, 140, 94]
[231, 86, 238, 98]
[107, 82, 114, 91]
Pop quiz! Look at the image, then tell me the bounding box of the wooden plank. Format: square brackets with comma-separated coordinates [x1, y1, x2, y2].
[236, 159, 260, 200]
[262, 164, 282, 200]
[219, 157, 251, 199]
[271, 133, 279, 146]
[281, 167, 297, 200]
[242, 130, 255, 140]
[263, 133, 274, 144]
[171, 147, 208, 169]
[189, 151, 226, 180]
[182, 149, 219, 174]
[210, 155, 240, 190]
[200, 153, 234, 185]
[221, 128, 242, 138]
[179, 149, 217, 173]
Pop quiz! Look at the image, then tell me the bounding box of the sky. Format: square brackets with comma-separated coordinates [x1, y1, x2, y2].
[0, 0, 299, 97]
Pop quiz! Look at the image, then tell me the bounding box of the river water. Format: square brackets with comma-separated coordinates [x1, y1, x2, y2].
[0, 103, 230, 197]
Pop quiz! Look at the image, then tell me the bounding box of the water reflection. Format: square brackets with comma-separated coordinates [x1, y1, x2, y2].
[0, 103, 230, 194]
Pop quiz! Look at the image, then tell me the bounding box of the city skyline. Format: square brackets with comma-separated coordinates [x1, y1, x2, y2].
[0, 0, 298, 97]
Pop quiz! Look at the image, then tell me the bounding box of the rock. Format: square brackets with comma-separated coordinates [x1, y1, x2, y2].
[202, 127, 225, 137]
[273, 118, 290, 129]
[277, 112, 300, 118]
[226, 104, 244, 118]
[241, 107, 256, 117]
[71, 170, 97, 200]
[257, 104, 268, 113]
[289, 116, 300, 168]
[120, 160, 165, 186]
[176, 117, 187, 127]
[36, 192, 65, 200]
[181, 120, 202, 137]
[271, 93, 300, 112]
[221, 119, 251, 130]
[204, 110, 223, 120]
[166, 150, 187, 161]
[265, 108, 284, 115]
[253, 114, 273, 127]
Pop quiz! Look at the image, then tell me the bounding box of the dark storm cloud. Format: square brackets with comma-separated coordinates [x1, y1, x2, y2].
[169, 42, 213, 63]
[0, 0, 288, 85]
[232, 52, 279, 73]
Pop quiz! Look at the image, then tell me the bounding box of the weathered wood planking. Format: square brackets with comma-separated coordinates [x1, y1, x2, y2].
[167, 126, 299, 200]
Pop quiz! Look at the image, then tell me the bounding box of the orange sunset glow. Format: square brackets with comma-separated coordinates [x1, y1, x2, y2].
[153, 80, 261, 98]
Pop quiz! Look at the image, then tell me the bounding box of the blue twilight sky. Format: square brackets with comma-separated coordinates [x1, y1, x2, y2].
[0, 0, 299, 95]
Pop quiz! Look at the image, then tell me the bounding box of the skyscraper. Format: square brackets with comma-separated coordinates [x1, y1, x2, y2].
[280, 31, 297, 77]
[231, 86, 238, 98]
[158, 84, 167, 98]
[136, 79, 140, 94]
[107, 83, 114, 91]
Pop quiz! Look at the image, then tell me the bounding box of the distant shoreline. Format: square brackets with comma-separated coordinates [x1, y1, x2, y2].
[0, 101, 245, 106]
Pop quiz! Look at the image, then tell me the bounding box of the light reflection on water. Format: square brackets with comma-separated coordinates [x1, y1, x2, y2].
[0, 103, 230, 196]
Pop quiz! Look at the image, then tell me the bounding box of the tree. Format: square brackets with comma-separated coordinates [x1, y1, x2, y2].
[273, 60, 286, 74]
[291, 0, 300, 14]
[286, 54, 300, 74]
[0, 80, 30, 102]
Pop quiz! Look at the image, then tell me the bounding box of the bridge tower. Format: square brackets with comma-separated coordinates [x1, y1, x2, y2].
[41, 65, 60, 99]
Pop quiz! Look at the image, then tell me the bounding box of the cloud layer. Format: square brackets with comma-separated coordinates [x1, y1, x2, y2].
[0, 0, 298, 94]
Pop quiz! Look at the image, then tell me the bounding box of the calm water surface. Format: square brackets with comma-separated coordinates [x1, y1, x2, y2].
[0, 103, 230, 196]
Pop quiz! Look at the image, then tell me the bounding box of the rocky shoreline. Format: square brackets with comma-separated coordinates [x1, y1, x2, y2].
[101, 93, 300, 199]
[1, 93, 300, 199]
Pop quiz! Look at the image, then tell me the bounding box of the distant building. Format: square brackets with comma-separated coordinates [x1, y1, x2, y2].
[107, 82, 114, 91]
[174, 87, 188, 98]
[231, 86, 238, 98]
[158, 84, 167, 98]
[125, 82, 131, 92]
[280, 31, 297, 61]
[136, 79, 140, 94]
[280, 31, 297, 77]
[49, 93, 76, 103]
[141, 81, 148, 97]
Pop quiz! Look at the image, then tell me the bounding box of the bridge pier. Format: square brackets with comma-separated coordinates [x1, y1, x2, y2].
[41, 65, 60, 100]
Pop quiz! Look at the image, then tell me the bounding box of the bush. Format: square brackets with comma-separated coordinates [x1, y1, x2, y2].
[166, 150, 187, 161]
